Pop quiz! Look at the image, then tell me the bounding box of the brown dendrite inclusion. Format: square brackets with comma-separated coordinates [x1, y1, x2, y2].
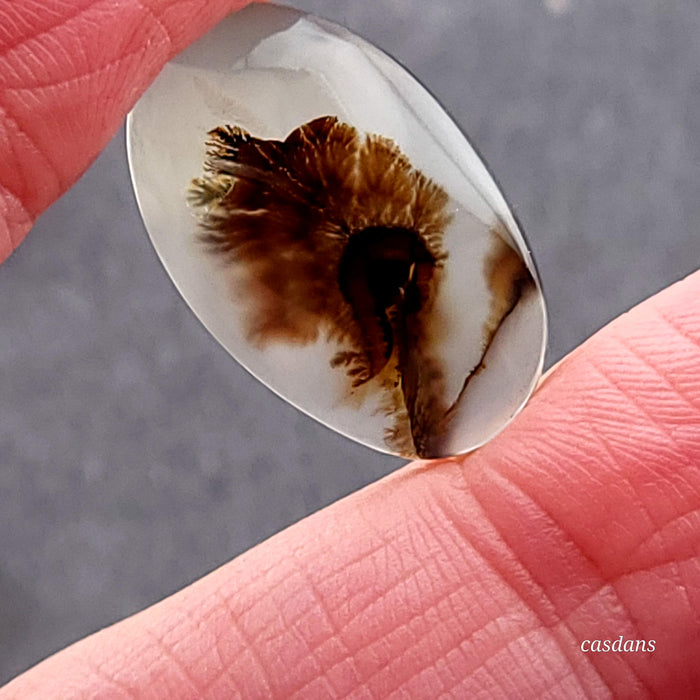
[188, 116, 533, 458]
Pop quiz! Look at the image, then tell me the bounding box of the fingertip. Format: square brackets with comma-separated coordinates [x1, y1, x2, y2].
[0, 0, 255, 262]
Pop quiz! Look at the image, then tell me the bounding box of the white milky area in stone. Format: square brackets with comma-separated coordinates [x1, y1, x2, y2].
[127, 3, 547, 458]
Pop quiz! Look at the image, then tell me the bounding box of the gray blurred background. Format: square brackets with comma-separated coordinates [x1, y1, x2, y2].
[2, 0, 699, 684]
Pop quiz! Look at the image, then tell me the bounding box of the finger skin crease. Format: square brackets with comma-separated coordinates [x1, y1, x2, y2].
[2, 44, 155, 93]
[0, 0, 179, 260]
[471, 480, 653, 697]
[612, 330, 700, 417]
[210, 586, 277, 698]
[85, 658, 139, 700]
[131, 0, 173, 53]
[626, 507, 700, 569]
[651, 301, 700, 350]
[198, 604, 243, 698]
[163, 598, 243, 699]
[340, 519, 496, 690]
[284, 554, 362, 697]
[0, 103, 61, 215]
[433, 468, 613, 696]
[484, 463, 684, 691]
[141, 625, 203, 696]
[581, 353, 700, 574]
[0, 1, 96, 55]
[0, 182, 31, 252]
[217, 489, 573, 697]
[268, 503, 555, 698]
[356, 469, 603, 696]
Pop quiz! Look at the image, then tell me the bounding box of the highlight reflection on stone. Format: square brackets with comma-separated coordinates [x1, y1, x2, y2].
[127, 3, 547, 459]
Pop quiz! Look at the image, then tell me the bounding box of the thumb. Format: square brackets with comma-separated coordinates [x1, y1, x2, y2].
[2, 268, 699, 697]
[0, 0, 253, 261]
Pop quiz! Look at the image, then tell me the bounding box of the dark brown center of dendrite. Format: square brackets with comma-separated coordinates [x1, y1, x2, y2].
[338, 226, 436, 377]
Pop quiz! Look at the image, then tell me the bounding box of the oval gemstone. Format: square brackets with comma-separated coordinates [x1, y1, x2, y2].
[127, 3, 548, 459]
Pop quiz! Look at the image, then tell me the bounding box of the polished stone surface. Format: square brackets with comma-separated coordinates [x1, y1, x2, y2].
[128, 4, 546, 458]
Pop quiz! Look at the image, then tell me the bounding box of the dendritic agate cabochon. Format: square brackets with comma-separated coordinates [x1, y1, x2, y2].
[127, 3, 547, 459]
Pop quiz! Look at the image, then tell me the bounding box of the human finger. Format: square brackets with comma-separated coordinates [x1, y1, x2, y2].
[3, 268, 699, 696]
[0, 0, 254, 262]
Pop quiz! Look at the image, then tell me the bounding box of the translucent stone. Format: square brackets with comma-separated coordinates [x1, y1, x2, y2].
[127, 3, 547, 459]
